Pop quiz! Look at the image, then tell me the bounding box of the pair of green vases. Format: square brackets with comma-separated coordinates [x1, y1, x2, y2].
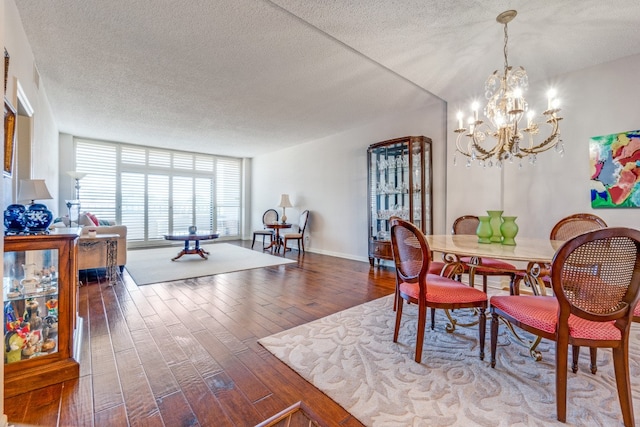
[476, 210, 518, 245]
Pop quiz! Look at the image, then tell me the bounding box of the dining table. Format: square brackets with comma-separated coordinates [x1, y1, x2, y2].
[425, 234, 565, 296]
[264, 222, 292, 253]
[424, 234, 566, 360]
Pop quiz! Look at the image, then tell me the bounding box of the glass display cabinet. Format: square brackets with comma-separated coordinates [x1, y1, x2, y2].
[3, 229, 81, 397]
[367, 136, 432, 266]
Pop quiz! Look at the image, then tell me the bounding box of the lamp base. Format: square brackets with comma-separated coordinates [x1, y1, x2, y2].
[281, 214, 287, 224]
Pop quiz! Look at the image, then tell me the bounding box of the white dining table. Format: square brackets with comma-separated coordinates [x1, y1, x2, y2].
[424, 234, 566, 359]
[424, 234, 565, 296]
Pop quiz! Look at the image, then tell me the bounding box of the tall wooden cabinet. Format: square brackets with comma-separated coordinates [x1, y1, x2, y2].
[368, 136, 432, 266]
[3, 229, 81, 397]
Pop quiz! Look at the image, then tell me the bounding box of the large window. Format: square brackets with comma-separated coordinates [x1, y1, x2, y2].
[74, 139, 242, 245]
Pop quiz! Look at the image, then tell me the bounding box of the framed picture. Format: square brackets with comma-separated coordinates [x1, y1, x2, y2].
[4, 97, 16, 178]
[589, 129, 640, 208]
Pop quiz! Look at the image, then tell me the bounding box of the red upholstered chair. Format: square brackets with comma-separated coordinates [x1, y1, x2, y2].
[512, 213, 607, 295]
[389, 217, 488, 363]
[430, 215, 517, 293]
[490, 227, 640, 426]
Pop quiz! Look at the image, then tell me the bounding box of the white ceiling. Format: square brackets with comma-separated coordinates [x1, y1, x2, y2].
[12, 0, 640, 158]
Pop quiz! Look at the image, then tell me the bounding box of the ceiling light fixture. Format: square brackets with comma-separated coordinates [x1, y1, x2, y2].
[453, 10, 564, 168]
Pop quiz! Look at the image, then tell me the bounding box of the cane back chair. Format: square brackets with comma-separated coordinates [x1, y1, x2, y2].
[252, 209, 278, 249]
[490, 227, 640, 426]
[390, 217, 488, 363]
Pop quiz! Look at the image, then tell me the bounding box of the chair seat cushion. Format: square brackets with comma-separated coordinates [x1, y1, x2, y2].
[254, 230, 274, 235]
[460, 256, 517, 274]
[399, 274, 487, 304]
[490, 295, 621, 340]
[284, 233, 302, 239]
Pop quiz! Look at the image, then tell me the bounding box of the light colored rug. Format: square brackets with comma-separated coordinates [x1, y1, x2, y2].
[259, 295, 640, 426]
[126, 243, 295, 285]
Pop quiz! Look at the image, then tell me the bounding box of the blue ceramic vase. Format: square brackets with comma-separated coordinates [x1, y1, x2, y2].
[25, 203, 53, 233]
[4, 204, 27, 234]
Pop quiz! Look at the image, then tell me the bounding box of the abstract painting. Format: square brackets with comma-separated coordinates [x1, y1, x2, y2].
[589, 129, 640, 208]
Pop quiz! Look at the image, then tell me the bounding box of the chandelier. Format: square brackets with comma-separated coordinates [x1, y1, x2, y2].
[453, 10, 563, 168]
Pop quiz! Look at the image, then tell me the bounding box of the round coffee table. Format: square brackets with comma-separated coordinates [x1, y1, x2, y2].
[164, 232, 220, 260]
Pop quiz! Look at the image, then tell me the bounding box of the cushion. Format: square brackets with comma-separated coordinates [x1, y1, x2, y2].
[490, 295, 621, 340]
[399, 274, 487, 304]
[79, 213, 97, 227]
[85, 212, 99, 226]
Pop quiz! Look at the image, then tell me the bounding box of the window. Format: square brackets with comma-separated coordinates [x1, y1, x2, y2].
[74, 139, 242, 245]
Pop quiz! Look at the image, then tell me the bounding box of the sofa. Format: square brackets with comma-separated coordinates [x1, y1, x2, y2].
[53, 213, 127, 271]
[77, 225, 127, 271]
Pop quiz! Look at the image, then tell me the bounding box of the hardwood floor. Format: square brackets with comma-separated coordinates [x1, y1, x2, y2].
[4, 241, 395, 426]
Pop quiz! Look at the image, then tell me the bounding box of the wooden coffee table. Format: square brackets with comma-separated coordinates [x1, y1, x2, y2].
[164, 232, 220, 261]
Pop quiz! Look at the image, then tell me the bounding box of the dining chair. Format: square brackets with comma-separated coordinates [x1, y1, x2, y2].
[512, 213, 607, 296]
[429, 215, 518, 293]
[282, 210, 310, 253]
[252, 209, 278, 249]
[389, 217, 488, 363]
[489, 227, 640, 426]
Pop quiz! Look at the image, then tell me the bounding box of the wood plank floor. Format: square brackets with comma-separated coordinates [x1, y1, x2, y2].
[4, 241, 396, 426]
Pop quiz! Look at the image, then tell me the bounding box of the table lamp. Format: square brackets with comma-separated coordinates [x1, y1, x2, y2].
[278, 194, 293, 223]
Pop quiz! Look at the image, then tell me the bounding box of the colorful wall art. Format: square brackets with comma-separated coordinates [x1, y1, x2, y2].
[589, 129, 640, 208]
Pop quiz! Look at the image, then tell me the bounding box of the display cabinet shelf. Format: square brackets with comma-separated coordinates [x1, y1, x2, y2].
[367, 136, 432, 266]
[3, 228, 81, 397]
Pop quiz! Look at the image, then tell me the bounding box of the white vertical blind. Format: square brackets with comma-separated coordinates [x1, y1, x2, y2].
[74, 139, 242, 244]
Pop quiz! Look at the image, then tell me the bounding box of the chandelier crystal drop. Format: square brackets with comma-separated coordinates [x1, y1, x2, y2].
[454, 10, 563, 167]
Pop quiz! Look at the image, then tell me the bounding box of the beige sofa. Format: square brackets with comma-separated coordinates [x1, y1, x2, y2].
[77, 225, 127, 271]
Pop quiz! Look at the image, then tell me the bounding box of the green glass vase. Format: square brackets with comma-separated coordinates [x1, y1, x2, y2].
[500, 216, 519, 246]
[476, 216, 493, 244]
[487, 210, 503, 243]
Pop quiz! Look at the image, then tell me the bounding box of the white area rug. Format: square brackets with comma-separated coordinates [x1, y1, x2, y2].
[126, 243, 294, 285]
[259, 295, 640, 426]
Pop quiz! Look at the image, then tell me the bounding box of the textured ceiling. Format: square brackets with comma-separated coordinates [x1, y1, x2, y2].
[12, 0, 640, 158]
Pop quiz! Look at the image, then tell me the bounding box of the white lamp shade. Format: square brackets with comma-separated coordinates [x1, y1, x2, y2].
[66, 171, 87, 180]
[278, 194, 293, 208]
[18, 179, 53, 203]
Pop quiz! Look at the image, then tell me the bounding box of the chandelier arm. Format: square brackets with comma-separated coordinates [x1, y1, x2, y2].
[519, 118, 561, 154]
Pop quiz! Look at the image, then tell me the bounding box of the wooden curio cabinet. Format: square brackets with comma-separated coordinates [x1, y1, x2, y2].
[367, 136, 432, 266]
[3, 229, 81, 397]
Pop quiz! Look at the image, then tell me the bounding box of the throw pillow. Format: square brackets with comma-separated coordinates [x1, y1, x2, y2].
[85, 212, 100, 226]
[79, 213, 97, 227]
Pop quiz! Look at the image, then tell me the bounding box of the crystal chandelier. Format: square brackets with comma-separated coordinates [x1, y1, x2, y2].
[453, 10, 564, 168]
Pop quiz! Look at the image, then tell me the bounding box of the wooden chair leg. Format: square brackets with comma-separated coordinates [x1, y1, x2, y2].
[490, 312, 499, 368]
[251, 233, 257, 248]
[589, 347, 598, 374]
[430, 308, 435, 330]
[571, 345, 580, 373]
[478, 308, 486, 360]
[555, 338, 570, 423]
[415, 303, 427, 363]
[612, 343, 635, 427]
[393, 297, 404, 342]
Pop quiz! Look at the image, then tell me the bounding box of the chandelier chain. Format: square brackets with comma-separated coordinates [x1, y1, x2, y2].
[503, 23, 509, 72]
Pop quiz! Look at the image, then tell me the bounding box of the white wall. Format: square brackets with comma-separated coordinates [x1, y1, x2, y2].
[4, 0, 59, 214]
[446, 54, 640, 239]
[251, 103, 447, 262]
